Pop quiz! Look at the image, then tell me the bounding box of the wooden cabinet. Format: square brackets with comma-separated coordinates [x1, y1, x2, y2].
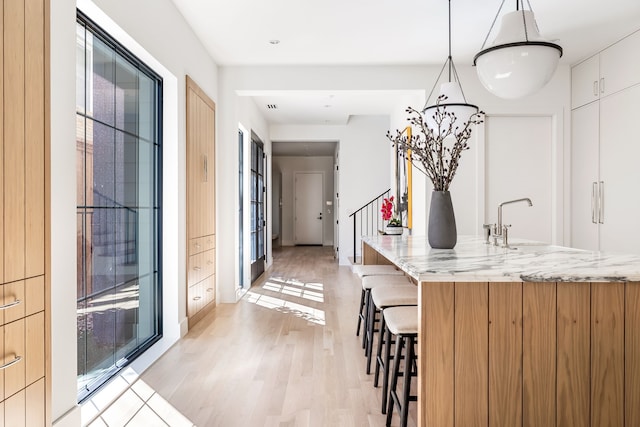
[571, 29, 640, 109]
[1, 0, 49, 424]
[186, 76, 216, 328]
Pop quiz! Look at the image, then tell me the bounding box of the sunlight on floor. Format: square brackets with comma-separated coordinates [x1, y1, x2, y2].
[244, 276, 326, 325]
[82, 367, 195, 427]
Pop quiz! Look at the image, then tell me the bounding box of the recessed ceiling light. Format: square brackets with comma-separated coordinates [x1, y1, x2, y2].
[324, 104, 331, 108]
[269, 40, 280, 45]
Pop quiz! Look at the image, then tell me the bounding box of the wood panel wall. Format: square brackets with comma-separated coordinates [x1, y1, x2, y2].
[419, 281, 640, 427]
[1, 0, 49, 424]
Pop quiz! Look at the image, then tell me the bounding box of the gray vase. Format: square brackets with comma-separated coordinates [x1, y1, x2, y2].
[428, 190, 457, 249]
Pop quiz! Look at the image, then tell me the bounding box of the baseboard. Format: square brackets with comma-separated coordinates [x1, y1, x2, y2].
[179, 316, 189, 338]
[53, 405, 81, 427]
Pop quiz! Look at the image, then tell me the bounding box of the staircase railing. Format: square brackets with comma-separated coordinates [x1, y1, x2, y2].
[348, 189, 390, 264]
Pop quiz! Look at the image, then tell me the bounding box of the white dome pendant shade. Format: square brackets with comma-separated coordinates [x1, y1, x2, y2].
[422, 0, 478, 134]
[423, 81, 478, 135]
[474, 7, 563, 99]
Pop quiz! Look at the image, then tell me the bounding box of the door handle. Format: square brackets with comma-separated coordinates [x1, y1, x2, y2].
[598, 181, 604, 224]
[591, 182, 597, 224]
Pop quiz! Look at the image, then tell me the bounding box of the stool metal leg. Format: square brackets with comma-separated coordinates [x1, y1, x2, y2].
[386, 333, 404, 426]
[380, 324, 393, 414]
[373, 312, 386, 387]
[356, 289, 365, 336]
[400, 335, 414, 427]
[361, 289, 370, 349]
[366, 301, 379, 374]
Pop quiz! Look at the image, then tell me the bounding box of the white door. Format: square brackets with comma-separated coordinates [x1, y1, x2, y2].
[571, 102, 600, 251]
[295, 172, 324, 245]
[600, 84, 640, 254]
[334, 151, 340, 258]
[485, 115, 554, 243]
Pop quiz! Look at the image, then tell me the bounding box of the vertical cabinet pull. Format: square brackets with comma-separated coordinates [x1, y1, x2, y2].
[203, 155, 208, 182]
[598, 181, 604, 224]
[591, 182, 598, 224]
[593, 80, 599, 97]
[600, 77, 605, 94]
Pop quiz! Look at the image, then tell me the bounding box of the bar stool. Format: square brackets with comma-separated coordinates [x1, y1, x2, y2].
[358, 275, 412, 350]
[383, 306, 418, 427]
[366, 285, 417, 375]
[354, 266, 406, 338]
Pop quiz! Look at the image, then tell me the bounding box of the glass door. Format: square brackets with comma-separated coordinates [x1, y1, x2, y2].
[250, 135, 265, 282]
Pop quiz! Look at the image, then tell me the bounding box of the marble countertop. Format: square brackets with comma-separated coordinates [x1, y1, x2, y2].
[361, 235, 640, 282]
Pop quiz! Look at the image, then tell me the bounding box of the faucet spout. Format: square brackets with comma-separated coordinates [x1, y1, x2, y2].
[497, 198, 533, 231]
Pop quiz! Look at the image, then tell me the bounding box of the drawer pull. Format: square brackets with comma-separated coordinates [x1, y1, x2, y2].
[195, 243, 201, 248]
[0, 299, 21, 310]
[193, 266, 201, 271]
[206, 288, 213, 292]
[193, 296, 202, 301]
[207, 261, 213, 265]
[0, 356, 22, 370]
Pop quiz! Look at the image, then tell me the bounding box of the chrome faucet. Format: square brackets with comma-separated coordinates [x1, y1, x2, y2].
[485, 198, 533, 247]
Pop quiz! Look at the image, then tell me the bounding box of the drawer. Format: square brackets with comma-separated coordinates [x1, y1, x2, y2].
[202, 275, 215, 306]
[187, 282, 205, 317]
[187, 249, 215, 286]
[188, 234, 215, 256]
[0, 276, 45, 327]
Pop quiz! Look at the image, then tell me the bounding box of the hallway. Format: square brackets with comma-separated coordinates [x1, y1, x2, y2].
[139, 246, 412, 426]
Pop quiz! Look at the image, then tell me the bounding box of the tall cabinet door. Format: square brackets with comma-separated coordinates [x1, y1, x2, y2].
[570, 102, 600, 251]
[599, 84, 640, 253]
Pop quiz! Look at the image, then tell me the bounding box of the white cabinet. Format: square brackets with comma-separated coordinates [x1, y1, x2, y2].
[599, 85, 640, 253]
[571, 29, 640, 109]
[570, 102, 599, 251]
[571, 55, 600, 109]
[571, 79, 640, 253]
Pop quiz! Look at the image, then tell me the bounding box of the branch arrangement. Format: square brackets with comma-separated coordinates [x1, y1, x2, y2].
[387, 95, 484, 192]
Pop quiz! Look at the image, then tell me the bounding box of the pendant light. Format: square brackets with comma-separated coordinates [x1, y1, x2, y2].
[423, 0, 478, 132]
[474, 0, 562, 99]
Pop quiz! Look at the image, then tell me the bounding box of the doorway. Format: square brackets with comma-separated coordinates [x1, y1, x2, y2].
[294, 172, 324, 245]
[250, 135, 266, 282]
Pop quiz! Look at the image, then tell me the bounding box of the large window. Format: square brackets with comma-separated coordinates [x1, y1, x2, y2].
[76, 12, 163, 401]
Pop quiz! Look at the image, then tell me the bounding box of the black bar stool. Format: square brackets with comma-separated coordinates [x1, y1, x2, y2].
[382, 306, 418, 427]
[366, 285, 417, 375]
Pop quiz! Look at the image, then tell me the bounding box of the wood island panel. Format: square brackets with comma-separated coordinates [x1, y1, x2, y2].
[489, 282, 523, 427]
[591, 282, 624, 426]
[627, 282, 640, 426]
[454, 282, 488, 427]
[420, 282, 454, 427]
[557, 282, 590, 427]
[522, 282, 556, 427]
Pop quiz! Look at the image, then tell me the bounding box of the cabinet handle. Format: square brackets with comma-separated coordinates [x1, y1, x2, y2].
[0, 299, 21, 310]
[204, 155, 208, 182]
[591, 182, 597, 224]
[0, 355, 22, 370]
[593, 80, 599, 96]
[207, 261, 213, 265]
[193, 296, 202, 301]
[195, 243, 201, 248]
[206, 288, 213, 292]
[598, 181, 604, 223]
[193, 266, 201, 271]
[600, 77, 605, 94]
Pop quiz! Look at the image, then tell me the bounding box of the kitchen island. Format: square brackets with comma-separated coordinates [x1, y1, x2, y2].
[361, 235, 640, 427]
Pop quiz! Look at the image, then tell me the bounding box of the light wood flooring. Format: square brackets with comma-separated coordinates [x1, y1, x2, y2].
[140, 246, 416, 426]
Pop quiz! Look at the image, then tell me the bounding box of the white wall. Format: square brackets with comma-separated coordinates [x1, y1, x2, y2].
[50, 0, 219, 424]
[272, 156, 335, 246]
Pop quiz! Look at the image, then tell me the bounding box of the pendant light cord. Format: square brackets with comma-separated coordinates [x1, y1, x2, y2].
[480, 0, 506, 50]
[520, 0, 530, 41]
[448, 0, 452, 81]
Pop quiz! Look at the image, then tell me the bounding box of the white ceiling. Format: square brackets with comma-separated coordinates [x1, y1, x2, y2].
[171, 0, 640, 153]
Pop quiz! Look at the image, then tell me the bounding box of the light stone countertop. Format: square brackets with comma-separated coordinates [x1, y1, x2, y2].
[361, 235, 640, 283]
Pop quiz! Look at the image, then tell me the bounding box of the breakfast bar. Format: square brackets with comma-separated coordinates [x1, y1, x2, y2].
[361, 235, 640, 427]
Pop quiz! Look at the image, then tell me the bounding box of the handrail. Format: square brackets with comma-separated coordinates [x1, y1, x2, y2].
[348, 189, 391, 263]
[348, 189, 392, 219]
